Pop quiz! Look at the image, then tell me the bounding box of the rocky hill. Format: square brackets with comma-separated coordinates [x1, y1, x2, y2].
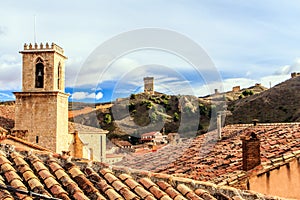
[71, 93, 214, 139]
[226, 76, 300, 124]
[0, 102, 15, 130]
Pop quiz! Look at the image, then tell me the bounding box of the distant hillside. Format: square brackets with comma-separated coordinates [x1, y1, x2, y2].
[226, 76, 300, 124]
[2, 79, 297, 137]
[71, 93, 214, 139]
[70, 84, 269, 138]
[0, 103, 15, 130]
[200, 83, 268, 102]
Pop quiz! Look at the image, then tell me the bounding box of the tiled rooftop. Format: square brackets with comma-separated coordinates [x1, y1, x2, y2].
[68, 122, 108, 134]
[0, 144, 286, 200]
[118, 123, 300, 186]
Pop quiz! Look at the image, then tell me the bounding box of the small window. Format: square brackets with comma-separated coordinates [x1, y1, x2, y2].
[36, 136, 39, 143]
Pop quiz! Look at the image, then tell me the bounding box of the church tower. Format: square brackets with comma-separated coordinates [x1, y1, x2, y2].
[14, 43, 72, 153]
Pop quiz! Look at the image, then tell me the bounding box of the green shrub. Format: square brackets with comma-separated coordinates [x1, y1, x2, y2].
[104, 114, 112, 124]
[174, 112, 179, 122]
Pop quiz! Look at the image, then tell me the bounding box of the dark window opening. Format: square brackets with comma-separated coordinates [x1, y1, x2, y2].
[58, 63, 61, 90]
[36, 136, 39, 143]
[35, 58, 44, 88]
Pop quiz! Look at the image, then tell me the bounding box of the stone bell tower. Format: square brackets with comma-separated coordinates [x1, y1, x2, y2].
[14, 42, 72, 153]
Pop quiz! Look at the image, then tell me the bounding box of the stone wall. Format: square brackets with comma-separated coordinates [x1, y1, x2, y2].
[55, 92, 72, 152]
[14, 91, 71, 153]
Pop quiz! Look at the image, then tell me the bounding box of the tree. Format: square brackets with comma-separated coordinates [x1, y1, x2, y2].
[242, 90, 254, 96]
[130, 94, 136, 99]
[173, 112, 179, 122]
[104, 114, 112, 124]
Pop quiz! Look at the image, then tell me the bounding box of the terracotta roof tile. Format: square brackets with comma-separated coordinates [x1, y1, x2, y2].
[0, 140, 290, 199]
[134, 186, 155, 200]
[157, 181, 187, 200]
[118, 123, 300, 187]
[194, 189, 216, 200]
[1, 162, 15, 172]
[140, 178, 172, 200]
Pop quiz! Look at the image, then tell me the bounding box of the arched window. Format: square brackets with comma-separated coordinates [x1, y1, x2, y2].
[35, 58, 44, 88]
[57, 62, 61, 90]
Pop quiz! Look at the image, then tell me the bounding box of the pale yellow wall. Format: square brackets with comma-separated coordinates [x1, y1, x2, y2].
[79, 133, 106, 162]
[249, 159, 300, 199]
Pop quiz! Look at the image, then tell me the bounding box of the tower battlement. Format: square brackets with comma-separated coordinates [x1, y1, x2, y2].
[23, 42, 64, 54]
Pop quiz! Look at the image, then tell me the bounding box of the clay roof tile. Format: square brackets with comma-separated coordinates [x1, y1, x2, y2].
[1, 163, 15, 173]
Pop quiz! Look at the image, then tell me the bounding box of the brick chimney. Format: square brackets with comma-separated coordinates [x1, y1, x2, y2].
[241, 131, 261, 171]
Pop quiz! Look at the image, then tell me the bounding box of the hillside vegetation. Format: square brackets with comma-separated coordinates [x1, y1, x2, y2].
[71, 93, 215, 139]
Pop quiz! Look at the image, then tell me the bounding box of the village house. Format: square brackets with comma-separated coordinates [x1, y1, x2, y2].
[141, 131, 167, 144]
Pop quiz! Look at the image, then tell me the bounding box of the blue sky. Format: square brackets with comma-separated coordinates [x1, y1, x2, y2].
[1, 1, 300, 102]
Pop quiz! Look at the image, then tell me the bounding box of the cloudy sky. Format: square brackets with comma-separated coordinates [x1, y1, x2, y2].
[1, 0, 300, 102]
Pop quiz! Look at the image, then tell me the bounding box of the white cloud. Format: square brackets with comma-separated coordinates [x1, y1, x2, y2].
[0, 54, 21, 90]
[71, 91, 103, 100]
[95, 92, 103, 100]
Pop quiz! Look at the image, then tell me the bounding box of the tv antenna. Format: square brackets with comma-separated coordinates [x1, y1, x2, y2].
[34, 14, 37, 43]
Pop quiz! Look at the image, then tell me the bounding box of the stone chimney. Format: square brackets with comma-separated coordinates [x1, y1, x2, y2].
[241, 132, 261, 171]
[217, 112, 222, 140]
[252, 119, 259, 126]
[72, 131, 83, 158]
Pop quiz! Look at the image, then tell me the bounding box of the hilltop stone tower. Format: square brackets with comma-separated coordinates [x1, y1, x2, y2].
[14, 42, 72, 153]
[144, 77, 154, 94]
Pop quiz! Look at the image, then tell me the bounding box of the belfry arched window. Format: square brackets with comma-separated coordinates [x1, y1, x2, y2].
[35, 58, 44, 88]
[57, 62, 61, 90]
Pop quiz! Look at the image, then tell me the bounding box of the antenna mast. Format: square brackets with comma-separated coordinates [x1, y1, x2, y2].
[34, 15, 37, 43]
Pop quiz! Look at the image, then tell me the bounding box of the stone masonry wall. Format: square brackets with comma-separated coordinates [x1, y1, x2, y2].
[55, 92, 72, 153]
[14, 92, 58, 152]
